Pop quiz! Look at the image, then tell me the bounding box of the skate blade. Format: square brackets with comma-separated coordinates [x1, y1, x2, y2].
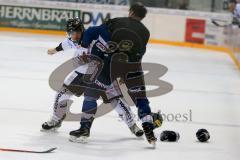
[150, 141, 156, 149]
[144, 140, 157, 149]
[40, 127, 59, 133]
[134, 133, 144, 139]
[147, 138, 157, 149]
[69, 136, 89, 144]
[136, 136, 144, 140]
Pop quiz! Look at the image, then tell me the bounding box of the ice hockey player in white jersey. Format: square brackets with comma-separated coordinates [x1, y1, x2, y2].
[41, 18, 145, 138]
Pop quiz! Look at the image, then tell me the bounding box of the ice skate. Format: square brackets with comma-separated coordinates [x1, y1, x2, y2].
[41, 117, 63, 132]
[129, 123, 144, 137]
[69, 126, 90, 144]
[142, 122, 157, 147]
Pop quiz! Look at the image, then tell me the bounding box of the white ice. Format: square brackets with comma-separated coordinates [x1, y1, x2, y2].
[0, 32, 239, 160]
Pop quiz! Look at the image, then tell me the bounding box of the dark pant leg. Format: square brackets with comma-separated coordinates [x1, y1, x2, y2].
[124, 66, 152, 119]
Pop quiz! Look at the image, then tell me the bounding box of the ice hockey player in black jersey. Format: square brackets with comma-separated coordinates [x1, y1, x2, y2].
[105, 3, 158, 146]
[68, 3, 162, 146]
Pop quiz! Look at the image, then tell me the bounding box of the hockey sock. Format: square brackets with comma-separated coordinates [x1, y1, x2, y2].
[136, 98, 152, 120]
[52, 87, 73, 121]
[111, 98, 136, 127]
[80, 96, 98, 128]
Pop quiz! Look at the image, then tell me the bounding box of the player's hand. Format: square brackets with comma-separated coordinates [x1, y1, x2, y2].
[119, 78, 125, 85]
[79, 52, 89, 63]
[47, 48, 57, 55]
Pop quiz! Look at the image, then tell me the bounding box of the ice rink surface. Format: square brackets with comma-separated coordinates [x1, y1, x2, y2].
[0, 32, 239, 160]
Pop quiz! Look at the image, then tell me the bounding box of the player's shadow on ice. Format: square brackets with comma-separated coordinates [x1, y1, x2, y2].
[104, 137, 144, 143]
[26, 133, 150, 156]
[85, 137, 144, 146]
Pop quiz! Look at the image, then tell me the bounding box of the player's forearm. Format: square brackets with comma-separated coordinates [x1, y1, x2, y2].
[47, 43, 63, 55]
